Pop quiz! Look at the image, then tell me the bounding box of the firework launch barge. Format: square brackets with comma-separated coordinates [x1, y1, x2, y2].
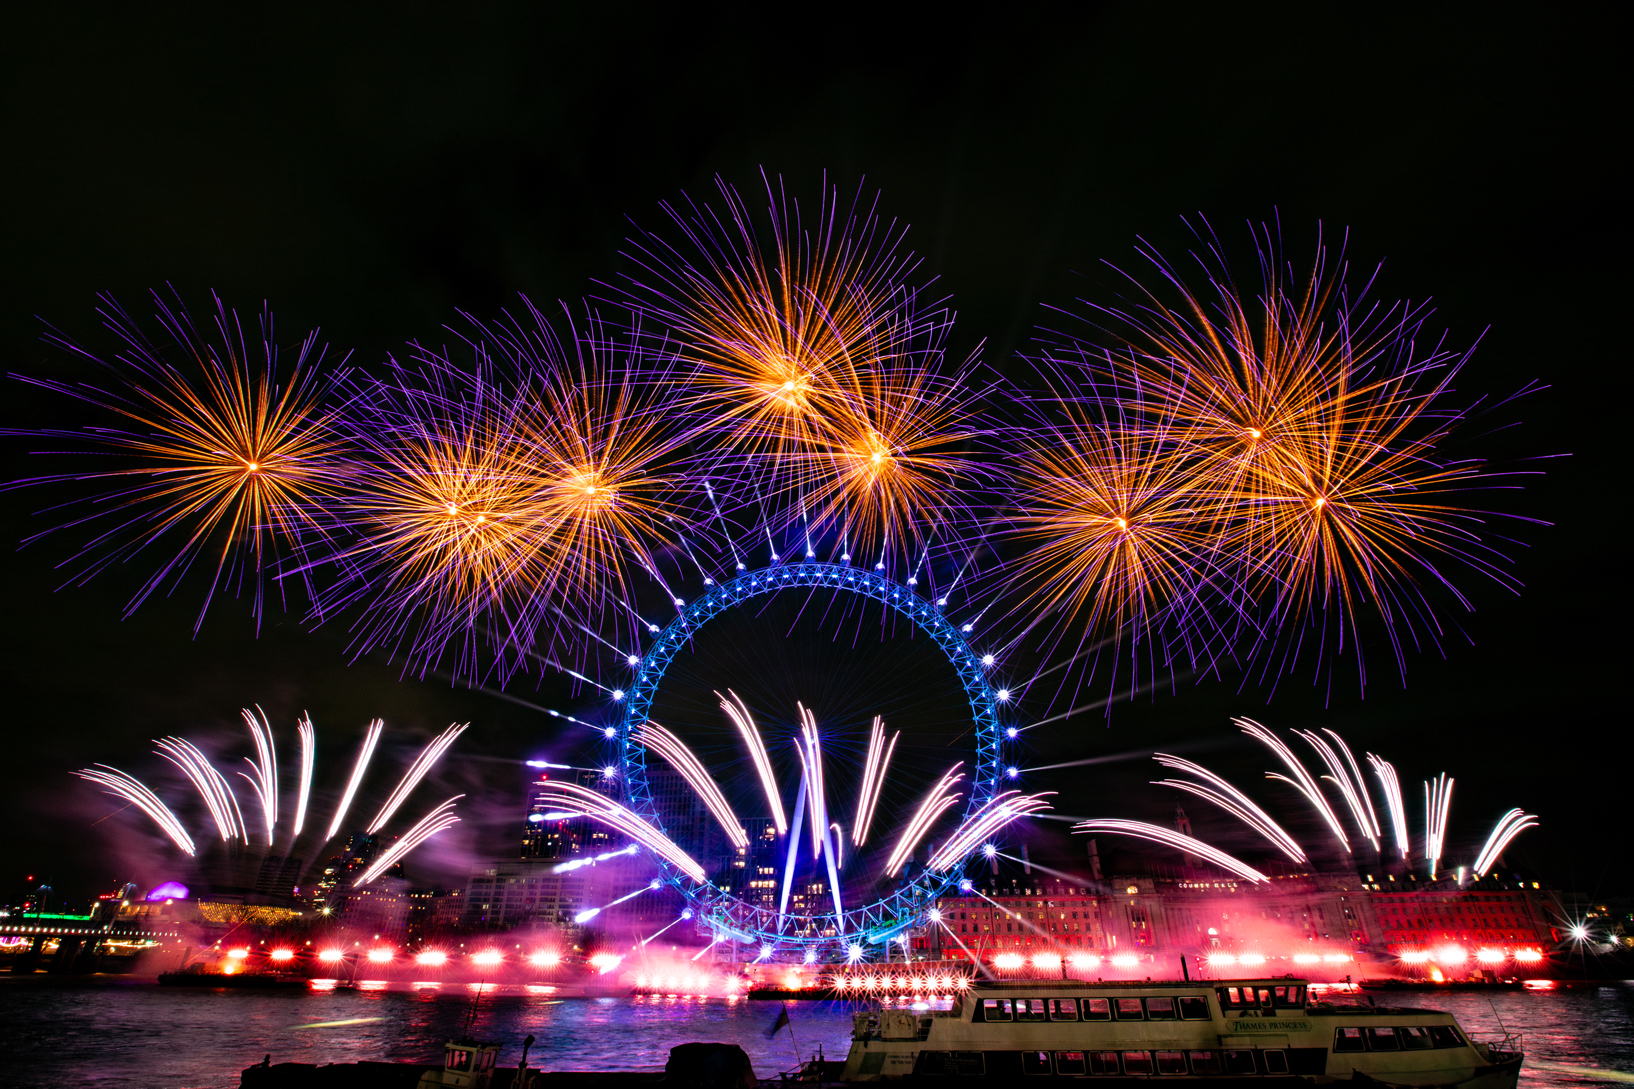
[839, 978, 1521, 1087]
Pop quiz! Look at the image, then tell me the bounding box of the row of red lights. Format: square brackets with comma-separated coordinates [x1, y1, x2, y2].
[233, 947, 566, 967]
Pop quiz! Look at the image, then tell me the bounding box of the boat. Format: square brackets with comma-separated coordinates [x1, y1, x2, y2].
[839, 976, 1523, 1086]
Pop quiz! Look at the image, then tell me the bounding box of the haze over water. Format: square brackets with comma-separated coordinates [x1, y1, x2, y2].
[0, 981, 1630, 1088]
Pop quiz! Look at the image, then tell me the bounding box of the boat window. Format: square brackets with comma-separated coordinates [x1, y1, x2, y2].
[1121, 1051, 1154, 1075]
[1055, 1052, 1086, 1075]
[1188, 1051, 1222, 1075]
[1272, 985, 1304, 1007]
[1400, 1026, 1434, 1051]
[1256, 987, 1274, 1008]
[1017, 999, 1048, 1022]
[1368, 1028, 1400, 1051]
[1083, 998, 1111, 1021]
[1334, 1028, 1367, 1053]
[1146, 997, 1176, 1020]
[1222, 1051, 1258, 1075]
[1177, 996, 1211, 1020]
[1021, 1050, 1051, 1076]
[1114, 998, 1145, 1020]
[1222, 986, 1243, 1006]
[447, 1051, 472, 1071]
[1263, 1050, 1289, 1074]
[1048, 999, 1079, 1021]
[981, 998, 1012, 1022]
[1429, 1026, 1467, 1049]
[1089, 1052, 1121, 1075]
[1155, 1050, 1187, 1075]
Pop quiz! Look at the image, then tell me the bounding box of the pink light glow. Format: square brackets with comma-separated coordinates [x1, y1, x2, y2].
[993, 953, 1024, 969]
[1433, 945, 1467, 965]
[226, 948, 249, 959]
[269, 949, 294, 962]
[1476, 948, 1506, 964]
[1069, 953, 1100, 971]
[1110, 954, 1139, 969]
[1514, 949, 1544, 964]
[1400, 949, 1432, 964]
[318, 949, 345, 963]
[1032, 953, 1062, 970]
[471, 950, 503, 966]
[416, 950, 447, 966]
[367, 948, 393, 964]
[528, 951, 561, 968]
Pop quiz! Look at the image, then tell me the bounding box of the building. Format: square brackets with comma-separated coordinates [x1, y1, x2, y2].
[461, 859, 590, 932]
[406, 888, 466, 942]
[522, 769, 624, 861]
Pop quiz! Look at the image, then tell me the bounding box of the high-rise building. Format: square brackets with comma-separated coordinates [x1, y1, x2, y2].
[522, 769, 624, 861]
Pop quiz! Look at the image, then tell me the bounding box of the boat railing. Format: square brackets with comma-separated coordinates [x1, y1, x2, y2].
[1472, 1032, 1524, 1064]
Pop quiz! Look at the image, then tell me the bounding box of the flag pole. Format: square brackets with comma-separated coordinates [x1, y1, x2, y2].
[785, 1003, 801, 1066]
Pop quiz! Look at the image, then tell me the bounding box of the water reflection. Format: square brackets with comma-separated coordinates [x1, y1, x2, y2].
[0, 981, 1626, 1088]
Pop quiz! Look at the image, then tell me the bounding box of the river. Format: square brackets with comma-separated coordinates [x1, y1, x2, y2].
[0, 979, 1629, 1088]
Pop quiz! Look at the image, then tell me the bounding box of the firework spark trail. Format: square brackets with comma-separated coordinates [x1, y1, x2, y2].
[927, 791, 1054, 872]
[326, 719, 383, 842]
[852, 716, 898, 846]
[635, 721, 748, 848]
[718, 690, 786, 834]
[1150, 753, 1307, 862]
[1472, 809, 1537, 876]
[74, 765, 197, 856]
[1071, 819, 1270, 883]
[576, 881, 663, 924]
[1295, 729, 1380, 853]
[1367, 753, 1410, 859]
[366, 723, 469, 834]
[355, 795, 462, 886]
[552, 843, 639, 874]
[1323, 729, 1381, 840]
[883, 764, 964, 877]
[1425, 774, 1454, 879]
[156, 737, 244, 842]
[1236, 717, 1349, 852]
[8, 292, 349, 632]
[534, 781, 706, 882]
[238, 707, 279, 845]
[293, 715, 316, 837]
[796, 704, 829, 859]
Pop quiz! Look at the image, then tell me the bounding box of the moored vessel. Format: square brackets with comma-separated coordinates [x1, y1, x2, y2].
[840, 977, 1522, 1086]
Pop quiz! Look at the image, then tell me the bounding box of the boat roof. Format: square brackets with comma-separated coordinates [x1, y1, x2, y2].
[970, 977, 1310, 991]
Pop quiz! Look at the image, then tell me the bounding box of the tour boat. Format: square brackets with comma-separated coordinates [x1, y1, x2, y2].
[840, 977, 1522, 1086]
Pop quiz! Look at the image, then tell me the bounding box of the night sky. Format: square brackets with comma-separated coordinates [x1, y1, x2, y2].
[1, 8, 1623, 904]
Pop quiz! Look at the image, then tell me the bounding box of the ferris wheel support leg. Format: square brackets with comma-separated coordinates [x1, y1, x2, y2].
[779, 771, 808, 921]
[822, 823, 845, 931]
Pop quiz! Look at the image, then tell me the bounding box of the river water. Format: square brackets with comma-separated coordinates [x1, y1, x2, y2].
[0, 980, 1629, 1088]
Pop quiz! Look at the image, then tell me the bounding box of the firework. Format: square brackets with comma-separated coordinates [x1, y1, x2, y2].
[621, 173, 933, 493]
[1367, 753, 1410, 859]
[852, 716, 898, 846]
[718, 690, 787, 834]
[927, 791, 1054, 872]
[313, 305, 686, 677]
[238, 707, 279, 845]
[1071, 819, 1269, 883]
[1150, 753, 1306, 863]
[1472, 809, 1537, 877]
[1425, 773, 1454, 879]
[1237, 717, 1349, 852]
[882, 764, 965, 877]
[1323, 729, 1381, 841]
[635, 721, 748, 848]
[156, 737, 245, 842]
[355, 795, 463, 886]
[366, 723, 469, 833]
[292, 715, 316, 836]
[1295, 729, 1380, 853]
[794, 704, 830, 858]
[535, 780, 707, 882]
[1062, 222, 1522, 685]
[1003, 361, 1230, 666]
[325, 720, 383, 842]
[74, 765, 196, 856]
[8, 292, 347, 630]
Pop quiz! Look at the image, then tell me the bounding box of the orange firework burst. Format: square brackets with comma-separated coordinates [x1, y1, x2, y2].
[803, 360, 986, 564]
[317, 304, 687, 677]
[1005, 361, 1229, 657]
[9, 291, 347, 630]
[1039, 222, 1523, 684]
[622, 173, 941, 493]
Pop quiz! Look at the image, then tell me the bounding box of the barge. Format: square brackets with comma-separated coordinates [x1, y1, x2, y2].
[840, 977, 1522, 1086]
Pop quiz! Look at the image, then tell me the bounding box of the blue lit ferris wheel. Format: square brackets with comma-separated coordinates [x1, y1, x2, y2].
[615, 561, 1014, 959]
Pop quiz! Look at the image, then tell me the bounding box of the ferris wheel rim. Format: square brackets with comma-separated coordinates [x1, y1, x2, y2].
[615, 561, 1008, 952]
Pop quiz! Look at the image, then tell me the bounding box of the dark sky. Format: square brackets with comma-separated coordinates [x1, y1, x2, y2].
[1, 7, 1624, 904]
